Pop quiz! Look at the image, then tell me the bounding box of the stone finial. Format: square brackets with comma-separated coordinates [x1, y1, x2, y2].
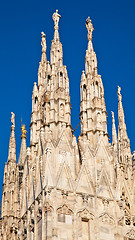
[52, 10, 61, 30]
[41, 32, 46, 53]
[33, 82, 38, 94]
[81, 70, 86, 82]
[86, 17, 94, 41]
[21, 124, 27, 139]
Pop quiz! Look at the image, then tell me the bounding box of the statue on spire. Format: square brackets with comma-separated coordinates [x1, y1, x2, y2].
[111, 111, 115, 122]
[117, 86, 122, 102]
[52, 10, 61, 30]
[86, 17, 94, 41]
[21, 124, 27, 138]
[41, 32, 46, 52]
[11, 112, 15, 127]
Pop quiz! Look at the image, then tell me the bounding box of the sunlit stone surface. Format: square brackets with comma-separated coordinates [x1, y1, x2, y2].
[0, 10, 135, 240]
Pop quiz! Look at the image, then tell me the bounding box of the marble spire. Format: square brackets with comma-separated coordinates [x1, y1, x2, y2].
[8, 112, 16, 163]
[18, 124, 27, 165]
[52, 9, 61, 42]
[51, 10, 63, 66]
[117, 86, 131, 167]
[111, 111, 117, 147]
[41, 32, 47, 63]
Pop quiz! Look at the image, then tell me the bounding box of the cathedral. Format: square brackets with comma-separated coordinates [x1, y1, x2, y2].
[0, 10, 135, 240]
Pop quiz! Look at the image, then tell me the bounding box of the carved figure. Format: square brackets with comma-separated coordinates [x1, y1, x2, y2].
[97, 112, 102, 127]
[60, 103, 64, 117]
[111, 111, 114, 120]
[86, 17, 94, 41]
[117, 86, 122, 102]
[21, 124, 27, 138]
[41, 32, 46, 52]
[11, 112, 15, 126]
[52, 10, 61, 30]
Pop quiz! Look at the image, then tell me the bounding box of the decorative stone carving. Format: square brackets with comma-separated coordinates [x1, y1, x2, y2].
[97, 112, 102, 128]
[29, 218, 34, 233]
[52, 10, 61, 30]
[117, 86, 122, 102]
[118, 217, 124, 226]
[125, 215, 131, 225]
[86, 17, 94, 41]
[60, 103, 64, 117]
[41, 32, 46, 52]
[22, 214, 27, 225]
[57, 204, 73, 215]
[82, 194, 89, 204]
[43, 202, 53, 212]
[78, 208, 94, 220]
[102, 199, 109, 207]
[1, 9, 135, 240]
[132, 216, 135, 226]
[99, 213, 115, 225]
[36, 208, 42, 222]
[126, 229, 135, 239]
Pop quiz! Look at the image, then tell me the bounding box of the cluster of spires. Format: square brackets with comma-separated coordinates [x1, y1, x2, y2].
[1, 11, 135, 239]
[7, 10, 132, 168]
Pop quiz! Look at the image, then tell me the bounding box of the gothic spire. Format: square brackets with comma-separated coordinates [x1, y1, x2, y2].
[111, 111, 117, 146]
[8, 112, 16, 163]
[117, 86, 131, 166]
[117, 86, 130, 146]
[117, 86, 127, 133]
[52, 9, 61, 42]
[41, 32, 47, 63]
[51, 10, 63, 66]
[86, 17, 94, 48]
[79, 17, 108, 147]
[85, 17, 97, 76]
[18, 124, 27, 165]
[38, 32, 47, 88]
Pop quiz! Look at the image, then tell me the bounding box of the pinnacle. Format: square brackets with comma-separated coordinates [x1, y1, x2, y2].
[8, 112, 16, 162]
[52, 10, 61, 42]
[111, 111, 117, 146]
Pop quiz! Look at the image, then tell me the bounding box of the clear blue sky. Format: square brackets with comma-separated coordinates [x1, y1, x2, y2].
[0, 0, 135, 204]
